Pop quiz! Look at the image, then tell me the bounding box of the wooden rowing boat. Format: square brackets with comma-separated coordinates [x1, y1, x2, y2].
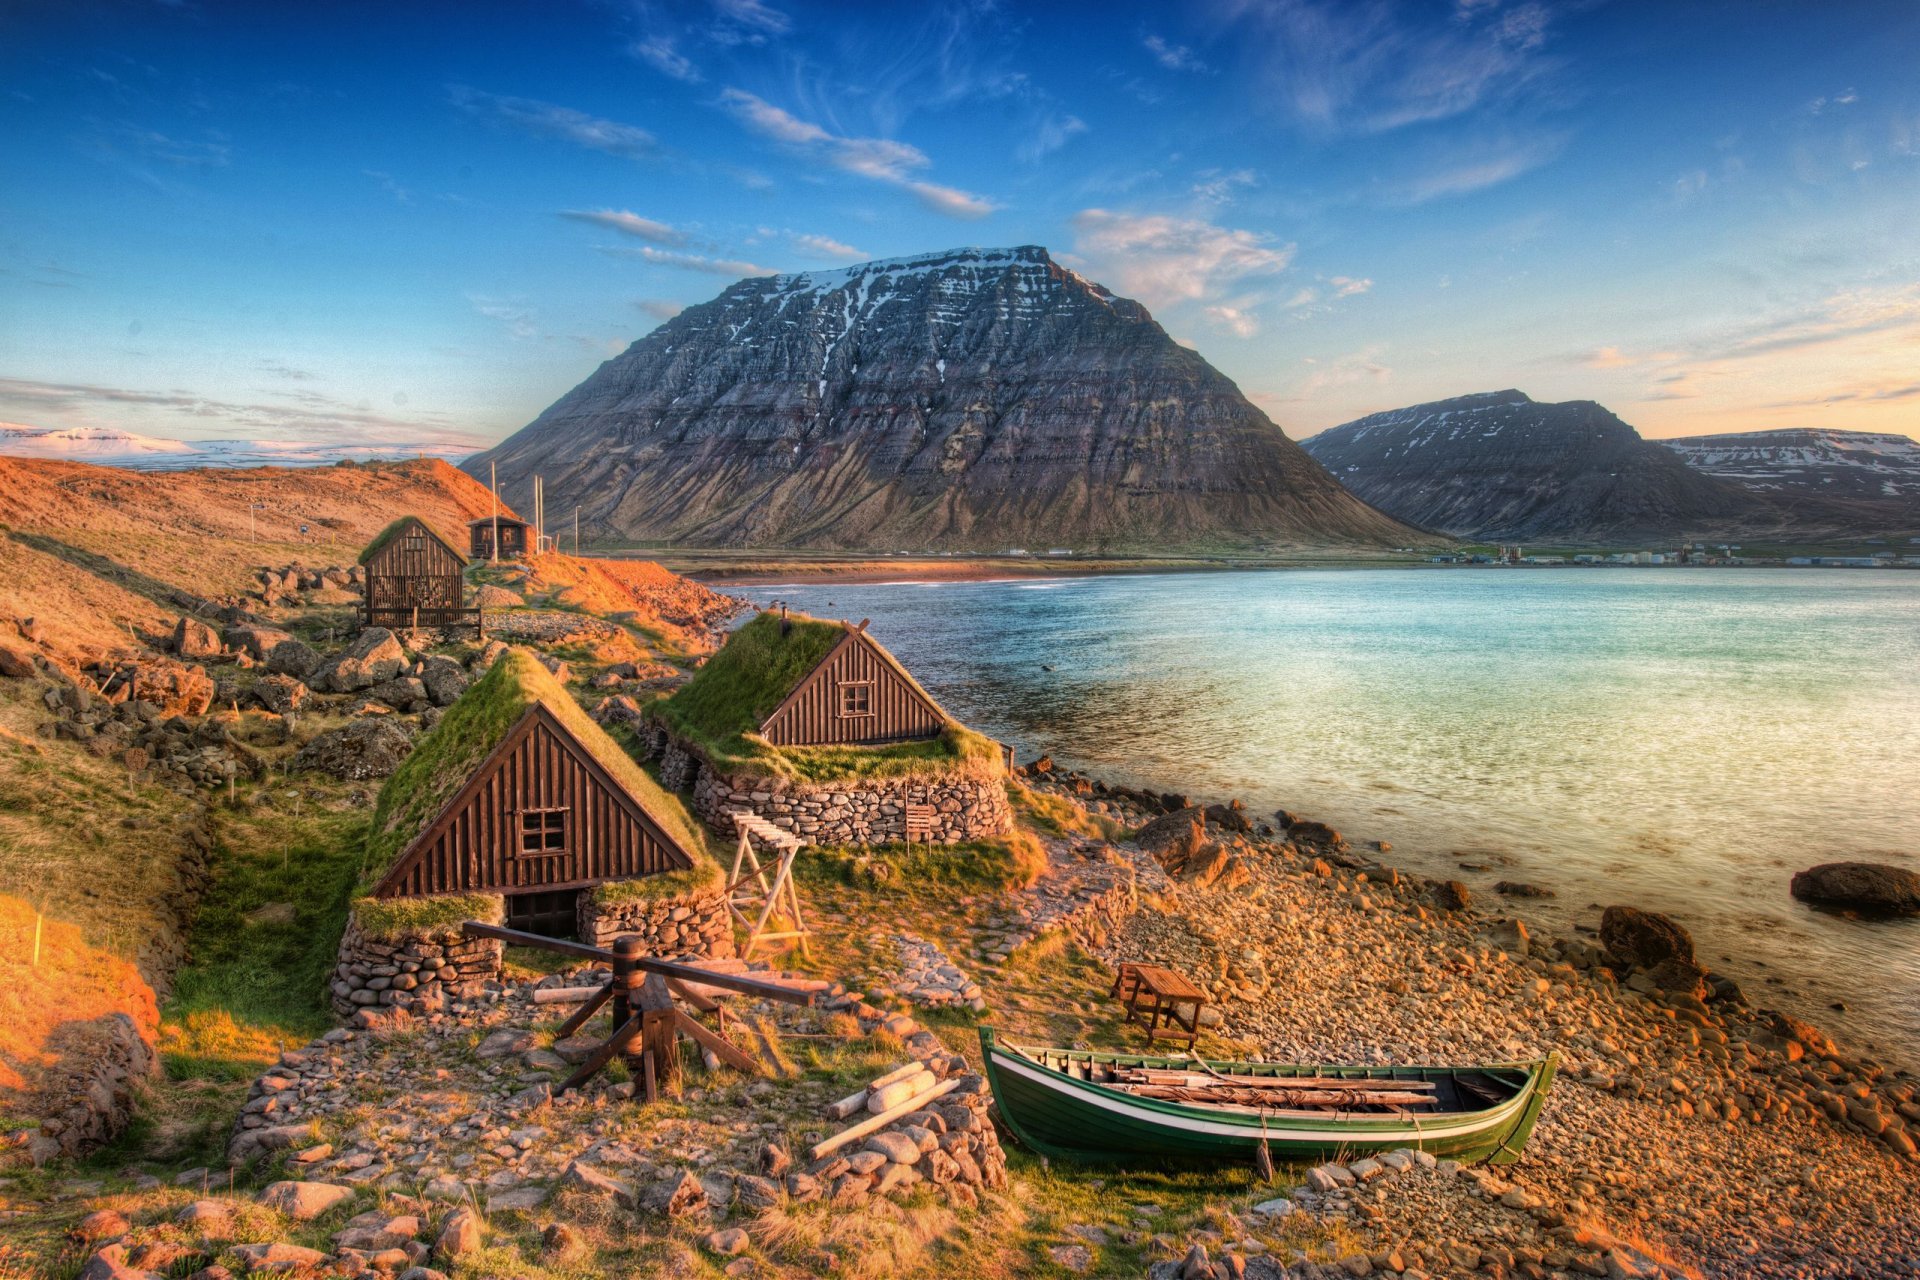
[979, 1029, 1557, 1167]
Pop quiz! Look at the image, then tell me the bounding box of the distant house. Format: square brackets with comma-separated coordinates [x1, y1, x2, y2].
[359, 516, 471, 629]
[364, 648, 715, 937]
[469, 514, 532, 560]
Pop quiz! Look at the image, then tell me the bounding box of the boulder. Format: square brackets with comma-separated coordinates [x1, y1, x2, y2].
[1202, 802, 1252, 834]
[417, 656, 470, 707]
[592, 694, 645, 729]
[224, 625, 294, 661]
[251, 675, 310, 716]
[170, 617, 223, 658]
[434, 1207, 484, 1260]
[643, 1169, 708, 1218]
[312, 628, 407, 693]
[1133, 807, 1206, 869]
[1431, 880, 1472, 911]
[289, 718, 414, 780]
[1789, 862, 1920, 917]
[259, 1180, 354, 1221]
[366, 676, 430, 711]
[1599, 905, 1695, 971]
[0, 641, 34, 678]
[265, 639, 322, 679]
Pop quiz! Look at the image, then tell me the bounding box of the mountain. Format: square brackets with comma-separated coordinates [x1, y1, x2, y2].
[1297, 390, 1774, 541]
[1660, 429, 1920, 510]
[463, 246, 1414, 552]
[0, 424, 473, 470]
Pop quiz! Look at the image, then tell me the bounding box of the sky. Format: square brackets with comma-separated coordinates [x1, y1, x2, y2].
[2, 0, 1918, 458]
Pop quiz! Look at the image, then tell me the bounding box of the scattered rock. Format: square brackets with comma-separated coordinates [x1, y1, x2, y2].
[311, 627, 407, 693]
[1600, 904, 1696, 970]
[289, 717, 414, 780]
[258, 1180, 354, 1221]
[1790, 861, 1920, 917]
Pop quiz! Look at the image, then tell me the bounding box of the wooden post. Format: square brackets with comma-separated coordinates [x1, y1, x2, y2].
[610, 935, 642, 1033]
[489, 461, 499, 564]
[636, 972, 678, 1098]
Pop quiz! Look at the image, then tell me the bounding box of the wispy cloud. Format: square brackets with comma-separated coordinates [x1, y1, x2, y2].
[559, 209, 688, 245]
[1143, 34, 1209, 73]
[635, 298, 685, 322]
[708, 0, 791, 45]
[363, 169, 412, 204]
[630, 34, 700, 82]
[719, 88, 998, 218]
[787, 232, 865, 260]
[468, 294, 538, 339]
[1278, 345, 1394, 400]
[0, 376, 485, 451]
[600, 245, 775, 277]
[1391, 134, 1564, 202]
[1016, 113, 1088, 163]
[1070, 209, 1295, 318]
[1191, 167, 1257, 205]
[448, 86, 659, 160]
[1329, 275, 1372, 297]
[1218, 0, 1561, 134]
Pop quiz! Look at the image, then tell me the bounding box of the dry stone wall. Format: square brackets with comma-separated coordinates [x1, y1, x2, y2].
[578, 886, 734, 955]
[648, 727, 1012, 846]
[329, 912, 507, 1019]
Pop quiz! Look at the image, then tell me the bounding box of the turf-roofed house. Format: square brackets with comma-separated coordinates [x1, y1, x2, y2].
[330, 648, 726, 1017]
[642, 610, 1013, 845]
[358, 515, 476, 630]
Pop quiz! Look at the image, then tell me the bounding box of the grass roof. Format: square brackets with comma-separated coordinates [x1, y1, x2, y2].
[654, 609, 1002, 783]
[357, 646, 719, 901]
[357, 514, 466, 566]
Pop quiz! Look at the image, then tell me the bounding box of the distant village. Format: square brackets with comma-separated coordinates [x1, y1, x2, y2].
[1430, 540, 1920, 569]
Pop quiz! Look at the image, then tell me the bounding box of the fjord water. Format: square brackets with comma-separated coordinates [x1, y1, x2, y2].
[754, 569, 1920, 1061]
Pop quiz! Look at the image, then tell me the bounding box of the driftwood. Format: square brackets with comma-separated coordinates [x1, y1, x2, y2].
[810, 1077, 960, 1160]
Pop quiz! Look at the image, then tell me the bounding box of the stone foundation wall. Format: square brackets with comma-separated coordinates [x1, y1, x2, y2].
[577, 885, 735, 955]
[24, 1012, 156, 1165]
[643, 725, 1011, 846]
[330, 912, 506, 1019]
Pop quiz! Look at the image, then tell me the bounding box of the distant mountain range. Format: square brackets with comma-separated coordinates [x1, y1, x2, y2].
[1301, 391, 1918, 542]
[0, 424, 471, 470]
[1659, 429, 1920, 505]
[464, 245, 1416, 553]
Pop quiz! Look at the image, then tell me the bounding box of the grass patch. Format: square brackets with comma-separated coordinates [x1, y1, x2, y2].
[1009, 780, 1124, 842]
[351, 892, 502, 941]
[801, 830, 1047, 895]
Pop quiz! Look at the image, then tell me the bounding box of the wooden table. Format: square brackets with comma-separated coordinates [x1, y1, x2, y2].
[1111, 962, 1207, 1049]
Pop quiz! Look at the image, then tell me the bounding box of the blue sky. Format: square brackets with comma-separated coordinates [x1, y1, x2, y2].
[2, 0, 1917, 455]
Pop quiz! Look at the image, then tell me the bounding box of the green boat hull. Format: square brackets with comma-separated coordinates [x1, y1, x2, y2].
[980, 1029, 1557, 1168]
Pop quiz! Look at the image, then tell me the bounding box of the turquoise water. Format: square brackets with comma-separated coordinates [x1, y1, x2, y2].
[749, 568, 1920, 1060]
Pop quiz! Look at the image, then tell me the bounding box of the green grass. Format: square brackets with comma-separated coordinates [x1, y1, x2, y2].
[1009, 781, 1124, 842]
[800, 830, 1047, 895]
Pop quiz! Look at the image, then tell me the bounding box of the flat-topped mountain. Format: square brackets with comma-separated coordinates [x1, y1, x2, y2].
[464, 246, 1414, 552]
[1661, 428, 1920, 510]
[1300, 390, 1763, 541]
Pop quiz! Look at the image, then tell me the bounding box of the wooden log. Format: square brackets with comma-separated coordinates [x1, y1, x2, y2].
[825, 1088, 870, 1122]
[865, 1061, 924, 1092]
[809, 1078, 961, 1161]
[532, 987, 604, 1005]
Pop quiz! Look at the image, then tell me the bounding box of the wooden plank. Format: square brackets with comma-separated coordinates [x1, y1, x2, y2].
[673, 1011, 757, 1073]
[809, 1077, 960, 1160]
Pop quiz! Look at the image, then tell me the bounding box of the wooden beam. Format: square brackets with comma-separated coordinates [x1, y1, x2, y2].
[809, 1077, 960, 1161]
[673, 1011, 757, 1073]
[554, 982, 614, 1040]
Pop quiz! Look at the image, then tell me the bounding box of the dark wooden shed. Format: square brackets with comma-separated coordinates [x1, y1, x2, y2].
[359, 516, 472, 629]
[367, 648, 712, 934]
[759, 619, 948, 748]
[469, 514, 532, 561]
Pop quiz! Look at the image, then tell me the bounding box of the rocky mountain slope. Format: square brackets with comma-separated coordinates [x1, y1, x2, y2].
[464, 246, 1415, 552]
[1300, 391, 1886, 542]
[1661, 429, 1920, 512]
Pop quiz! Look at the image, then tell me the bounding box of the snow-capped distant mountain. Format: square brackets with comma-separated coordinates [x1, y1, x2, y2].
[465, 244, 1414, 551]
[0, 424, 472, 470]
[1660, 429, 1920, 506]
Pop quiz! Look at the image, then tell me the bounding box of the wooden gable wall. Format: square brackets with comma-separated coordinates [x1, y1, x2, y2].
[374, 705, 693, 898]
[760, 630, 946, 748]
[364, 517, 468, 624]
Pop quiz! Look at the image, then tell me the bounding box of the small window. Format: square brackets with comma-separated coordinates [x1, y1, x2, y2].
[402, 532, 426, 552]
[519, 807, 568, 856]
[838, 682, 874, 718]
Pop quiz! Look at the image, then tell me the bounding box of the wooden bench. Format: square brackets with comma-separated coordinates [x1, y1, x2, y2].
[1111, 962, 1207, 1049]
